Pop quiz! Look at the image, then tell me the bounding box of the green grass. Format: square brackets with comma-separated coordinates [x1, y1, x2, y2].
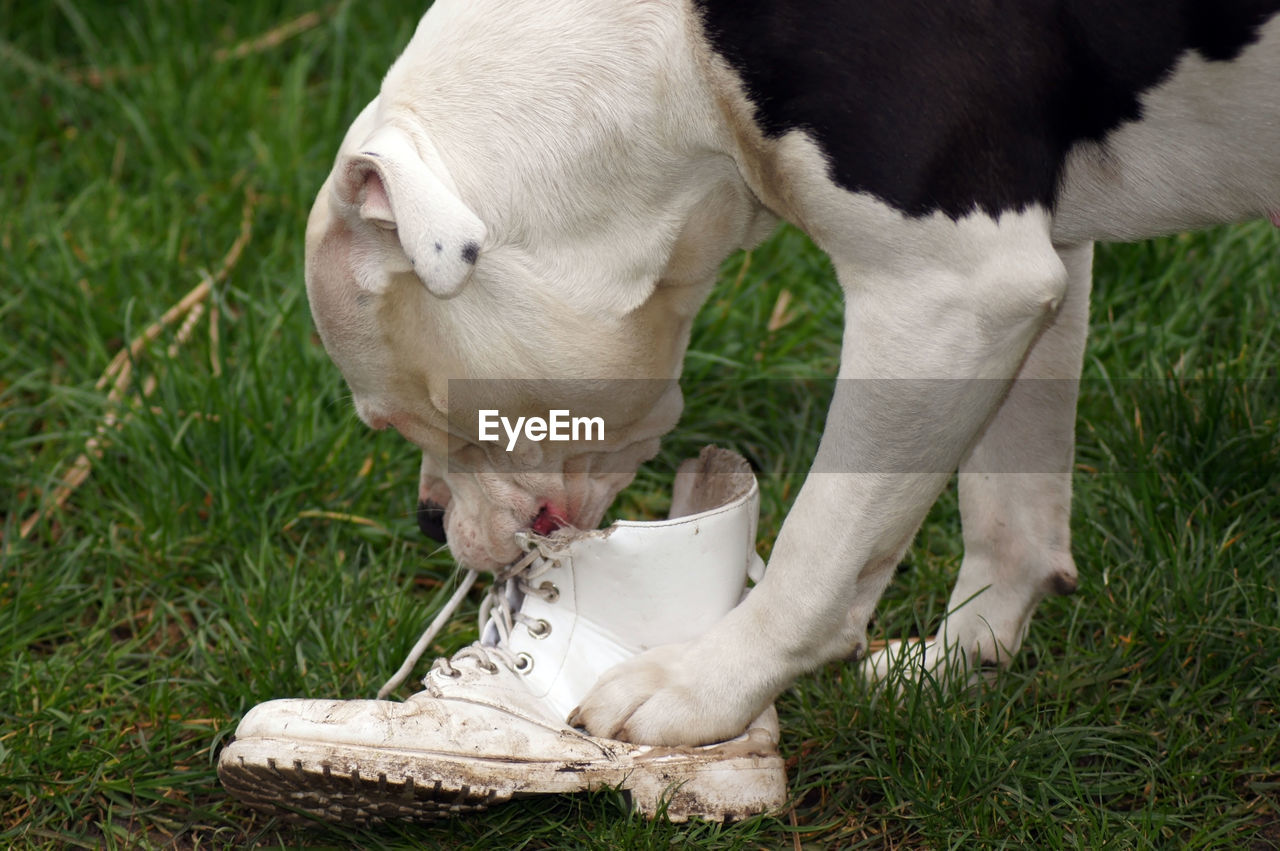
[2, 2, 1278, 847]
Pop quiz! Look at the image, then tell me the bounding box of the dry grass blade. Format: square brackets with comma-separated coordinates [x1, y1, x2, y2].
[865, 636, 936, 654]
[211, 8, 330, 62]
[56, 6, 334, 89]
[283, 510, 389, 533]
[96, 281, 212, 393]
[17, 188, 258, 541]
[766, 289, 795, 332]
[210, 301, 222, 378]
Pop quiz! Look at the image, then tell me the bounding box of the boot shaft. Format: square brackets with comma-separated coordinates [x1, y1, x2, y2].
[452, 446, 763, 719]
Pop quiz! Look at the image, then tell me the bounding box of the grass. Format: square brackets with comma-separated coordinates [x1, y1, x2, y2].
[2, 1, 1278, 847]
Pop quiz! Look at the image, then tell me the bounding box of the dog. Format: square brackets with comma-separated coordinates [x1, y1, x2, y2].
[304, 0, 1280, 746]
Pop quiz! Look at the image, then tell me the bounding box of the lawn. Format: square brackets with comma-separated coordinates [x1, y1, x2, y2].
[2, 2, 1278, 848]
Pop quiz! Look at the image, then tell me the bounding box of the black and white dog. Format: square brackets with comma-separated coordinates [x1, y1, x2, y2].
[304, 0, 1280, 746]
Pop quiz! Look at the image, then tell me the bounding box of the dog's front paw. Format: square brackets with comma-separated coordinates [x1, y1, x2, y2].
[568, 643, 757, 747]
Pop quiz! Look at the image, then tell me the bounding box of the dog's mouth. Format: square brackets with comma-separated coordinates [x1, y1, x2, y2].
[530, 504, 568, 536]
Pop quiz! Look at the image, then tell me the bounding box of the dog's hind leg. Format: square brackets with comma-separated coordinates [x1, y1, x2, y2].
[865, 242, 1093, 683]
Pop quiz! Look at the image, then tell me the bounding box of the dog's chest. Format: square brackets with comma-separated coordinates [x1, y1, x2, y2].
[693, 0, 1280, 237]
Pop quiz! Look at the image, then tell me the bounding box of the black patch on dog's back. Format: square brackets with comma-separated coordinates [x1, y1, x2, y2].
[694, 0, 1280, 219]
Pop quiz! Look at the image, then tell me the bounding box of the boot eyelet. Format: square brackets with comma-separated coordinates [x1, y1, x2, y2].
[515, 652, 534, 674]
[538, 581, 560, 603]
[478, 660, 499, 674]
[527, 619, 552, 639]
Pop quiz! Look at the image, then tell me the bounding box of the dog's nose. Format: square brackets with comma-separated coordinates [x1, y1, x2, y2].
[417, 500, 448, 542]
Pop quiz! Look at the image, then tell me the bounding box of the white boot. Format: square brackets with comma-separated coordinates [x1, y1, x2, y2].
[218, 447, 787, 822]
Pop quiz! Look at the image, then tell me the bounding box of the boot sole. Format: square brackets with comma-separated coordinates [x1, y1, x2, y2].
[218, 733, 787, 823]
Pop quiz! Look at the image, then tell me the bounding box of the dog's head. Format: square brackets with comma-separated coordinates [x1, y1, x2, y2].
[305, 1, 771, 570]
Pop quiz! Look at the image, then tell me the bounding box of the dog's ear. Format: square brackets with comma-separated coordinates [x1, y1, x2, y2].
[334, 127, 485, 299]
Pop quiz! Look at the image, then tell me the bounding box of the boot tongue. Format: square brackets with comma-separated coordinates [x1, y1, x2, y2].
[480, 575, 523, 647]
[668, 445, 755, 519]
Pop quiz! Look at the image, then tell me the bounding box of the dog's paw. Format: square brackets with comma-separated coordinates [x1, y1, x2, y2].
[862, 637, 1000, 691]
[863, 637, 930, 686]
[567, 643, 757, 746]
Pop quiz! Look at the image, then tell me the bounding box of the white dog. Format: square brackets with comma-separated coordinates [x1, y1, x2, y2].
[305, 0, 1280, 746]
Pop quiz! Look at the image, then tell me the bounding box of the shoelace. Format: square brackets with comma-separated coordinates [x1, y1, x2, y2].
[376, 533, 567, 699]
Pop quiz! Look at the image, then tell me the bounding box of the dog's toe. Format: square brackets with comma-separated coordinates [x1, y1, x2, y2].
[573, 643, 756, 747]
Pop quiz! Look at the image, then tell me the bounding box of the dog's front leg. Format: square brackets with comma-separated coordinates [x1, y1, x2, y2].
[573, 213, 1071, 746]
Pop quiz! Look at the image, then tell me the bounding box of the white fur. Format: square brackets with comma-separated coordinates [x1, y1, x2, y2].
[306, 0, 1280, 745]
[1055, 19, 1280, 242]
